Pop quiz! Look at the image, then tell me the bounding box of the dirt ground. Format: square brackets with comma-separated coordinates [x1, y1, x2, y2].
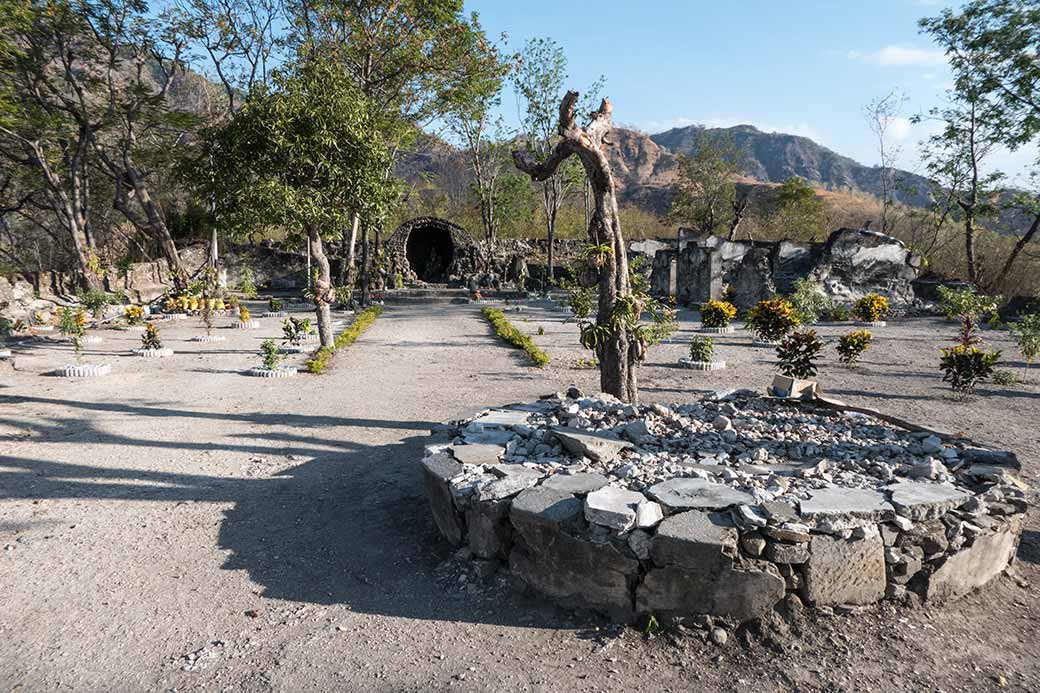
[1, 302, 1037, 692]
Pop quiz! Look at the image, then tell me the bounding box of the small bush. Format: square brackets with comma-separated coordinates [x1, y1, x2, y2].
[940, 345, 1001, 394]
[789, 278, 827, 324]
[239, 268, 258, 299]
[821, 303, 851, 322]
[304, 306, 382, 373]
[1009, 313, 1040, 373]
[142, 323, 163, 350]
[79, 289, 113, 319]
[239, 305, 251, 323]
[776, 329, 823, 379]
[259, 339, 281, 370]
[573, 357, 598, 369]
[59, 307, 86, 362]
[482, 307, 550, 367]
[282, 316, 314, 346]
[745, 297, 800, 342]
[992, 369, 1018, 386]
[688, 336, 715, 362]
[537, 326, 545, 335]
[269, 297, 284, 312]
[124, 305, 145, 326]
[852, 293, 889, 322]
[700, 299, 737, 328]
[937, 285, 1001, 322]
[836, 330, 873, 366]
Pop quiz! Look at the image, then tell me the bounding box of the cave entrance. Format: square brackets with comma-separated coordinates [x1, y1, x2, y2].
[405, 223, 455, 282]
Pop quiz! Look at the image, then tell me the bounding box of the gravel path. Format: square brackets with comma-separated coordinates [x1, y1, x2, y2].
[1, 303, 1037, 691]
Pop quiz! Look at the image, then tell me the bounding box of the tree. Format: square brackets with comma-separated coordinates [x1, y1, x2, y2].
[194, 53, 393, 347]
[768, 177, 827, 241]
[863, 90, 907, 234]
[514, 92, 654, 403]
[669, 128, 747, 239]
[513, 37, 603, 285]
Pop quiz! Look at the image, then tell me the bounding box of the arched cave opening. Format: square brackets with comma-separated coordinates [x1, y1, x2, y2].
[405, 223, 455, 282]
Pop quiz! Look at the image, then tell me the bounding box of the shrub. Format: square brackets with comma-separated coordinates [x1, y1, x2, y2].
[937, 286, 1002, 347]
[239, 268, 258, 299]
[124, 305, 145, 326]
[268, 297, 284, 312]
[79, 289, 113, 319]
[821, 303, 851, 322]
[239, 305, 251, 323]
[481, 307, 550, 367]
[993, 369, 1018, 386]
[776, 329, 823, 379]
[536, 326, 545, 335]
[573, 357, 598, 369]
[259, 339, 281, 370]
[1008, 313, 1040, 373]
[304, 305, 382, 373]
[688, 336, 715, 362]
[700, 299, 737, 328]
[141, 323, 163, 350]
[59, 307, 86, 363]
[789, 278, 827, 324]
[852, 293, 889, 322]
[836, 330, 873, 366]
[745, 297, 800, 342]
[282, 316, 313, 346]
[940, 345, 1000, 394]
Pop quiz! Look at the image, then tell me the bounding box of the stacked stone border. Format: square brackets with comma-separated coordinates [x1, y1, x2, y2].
[421, 395, 1029, 626]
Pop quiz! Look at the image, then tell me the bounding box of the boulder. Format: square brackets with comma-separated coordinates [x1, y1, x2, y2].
[466, 500, 513, 560]
[804, 533, 886, 605]
[811, 228, 919, 303]
[421, 453, 466, 547]
[924, 517, 1023, 602]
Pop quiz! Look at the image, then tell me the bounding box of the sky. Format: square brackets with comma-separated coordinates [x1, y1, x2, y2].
[466, 0, 1037, 183]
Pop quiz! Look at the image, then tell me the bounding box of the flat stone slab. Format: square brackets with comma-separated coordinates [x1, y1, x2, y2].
[510, 487, 582, 527]
[552, 428, 633, 464]
[650, 510, 737, 570]
[647, 478, 755, 511]
[584, 486, 660, 532]
[475, 466, 541, 502]
[804, 533, 886, 605]
[799, 487, 893, 521]
[449, 444, 505, 466]
[469, 409, 531, 429]
[887, 481, 972, 521]
[541, 472, 609, 495]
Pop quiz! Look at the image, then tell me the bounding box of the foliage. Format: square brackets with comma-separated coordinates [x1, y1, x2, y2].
[59, 306, 85, 363]
[745, 297, 800, 342]
[937, 285, 1002, 347]
[789, 278, 827, 324]
[481, 307, 549, 367]
[259, 339, 281, 371]
[572, 357, 598, 369]
[688, 336, 715, 363]
[820, 302, 851, 322]
[837, 330, 873, 366]
[582, 243, 613, 268]
[669, 129, 746, 236]
[767, 177, 827, 241]
[281, 316, 313, 346]
[940, 344, 1001, 394]
[78, 290, 114, 319]
[239, 305, 251, 323]
[124, 306, 145, 326]
[992, 369, 1018, 386]
[238, 268, 258, 299]
[536, 326, 545, 336]
[700, 299, 737, 328]
[268, 297, 283, 312]
[776, 329, 824, 379]
[852, 293, 890, 322]
[1008, 313, 1040, 372]
[304, 306, 382, 374]
[141, 323, 163, 351]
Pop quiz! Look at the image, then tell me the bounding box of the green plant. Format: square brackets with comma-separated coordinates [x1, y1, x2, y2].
[124, 306, 145, 326]
[937, 286, 1002, 348]
[700, 299, 737, 328]
[852, 293, 889, 322]
[581, 243, 613, 268]
[282, 316, 314, 346]
[745, 297, 800, 342]
[141, 323, 163, 350]
[789, 278, 827, 324]
[239, 268, 258, 299]
[836, 330, 873, 366]
[572, 357, 598, 369]
[688, 336, 715, 362]
[59, 307, 86, 363]
[993, 369, 1018, 386]
[259, 339, 281, 370]
[821, 303, 851, 322]
[239, 305, 251, 323]
[1009, 313, 1040, 375]
[940, 344, 1001, 394]
[79, 289, 113, 319]
[776, 329, 824, 379]
[304, 306, 382, 373]
[482, 308, 550, 367]
[268, 297, 284, 312]
[536, 326, 545, 336]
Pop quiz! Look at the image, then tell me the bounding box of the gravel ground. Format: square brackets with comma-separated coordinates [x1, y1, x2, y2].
[1, 302, 1037, 692]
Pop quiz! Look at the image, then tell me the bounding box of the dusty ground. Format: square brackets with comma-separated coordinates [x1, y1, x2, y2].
[1, 302, 1037, 692]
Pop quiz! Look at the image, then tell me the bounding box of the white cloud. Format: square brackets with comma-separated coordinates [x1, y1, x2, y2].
[848, 45, 948, 67]
[888, 116, 913, 142]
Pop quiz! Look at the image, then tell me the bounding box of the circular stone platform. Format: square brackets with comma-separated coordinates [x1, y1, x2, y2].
[421, 390, 1029, 625]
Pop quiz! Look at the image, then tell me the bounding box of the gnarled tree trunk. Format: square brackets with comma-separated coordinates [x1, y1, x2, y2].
[307, 226, 336, 347]
[514, 92, 638, 403]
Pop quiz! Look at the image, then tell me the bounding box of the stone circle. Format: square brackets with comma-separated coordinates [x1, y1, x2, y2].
[246, 366, 298, 378]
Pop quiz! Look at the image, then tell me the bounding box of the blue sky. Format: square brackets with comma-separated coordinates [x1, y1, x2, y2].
[467, 0, 1036, 182]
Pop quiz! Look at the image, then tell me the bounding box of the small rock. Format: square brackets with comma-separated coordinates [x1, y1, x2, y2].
[709, 627, 728, 646]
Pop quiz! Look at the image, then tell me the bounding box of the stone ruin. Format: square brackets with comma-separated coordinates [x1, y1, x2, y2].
[421, 389, 1028, 627]
[647, 228, 922, 309]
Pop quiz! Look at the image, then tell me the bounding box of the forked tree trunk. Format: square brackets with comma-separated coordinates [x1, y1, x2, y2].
[514, 92, 638, 403]
[307, 226, 336, 347]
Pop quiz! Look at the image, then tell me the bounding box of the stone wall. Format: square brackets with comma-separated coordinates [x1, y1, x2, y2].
[649, 228, 922, 309]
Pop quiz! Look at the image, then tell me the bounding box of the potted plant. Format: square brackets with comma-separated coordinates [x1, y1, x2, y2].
[745, 297, 800, 345]
[699, 299, 738, 333]
[247, 338, 297, 378]
[58, 306, 110, 377]
[233, 305, 259, 329]
[133, 323, 174, 357]
[263, 297, 287, 318]
[836, 329, 873, 367]
[852, 293, 890, 326]
[280, 316, 315, 353]
[769, 329, 823, 399]
[679, 335, 726, 371]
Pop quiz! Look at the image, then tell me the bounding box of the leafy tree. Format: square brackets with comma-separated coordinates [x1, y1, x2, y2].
[195, 53, 394, 347]
[669, 129, 748, 239]
[768, 177, 827, 240]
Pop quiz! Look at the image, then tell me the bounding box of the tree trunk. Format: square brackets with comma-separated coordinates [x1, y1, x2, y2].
[340, 212, 360, 285]
[209, 226, 219, 269]
[125, 165, 186, 290]
[514, 92, 638, 403]
[360, 223, 370, 307]
[992, 211, 1040, 291]
[307, 226, 336, 347]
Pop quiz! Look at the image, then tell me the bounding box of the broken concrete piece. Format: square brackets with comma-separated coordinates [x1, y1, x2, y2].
[552, 428, 634, 464]
[887, 481, 971, 521]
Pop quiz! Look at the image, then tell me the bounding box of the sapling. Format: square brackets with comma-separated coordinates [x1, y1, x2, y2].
[142, 323, 163, 350]
[745, 298, 800, 342]
[688, 336, 715, 362]
[269, 297, 284, 312]
[281, 317, 314, 346]
[776, 329, 824, 379]
[259, 339, 281, 370]
[59, 307, 86, 364]
[836, 330, 873, 366]
[1009, 313, 1040, 377]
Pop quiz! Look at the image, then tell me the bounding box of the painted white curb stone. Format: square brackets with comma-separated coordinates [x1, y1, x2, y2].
[279, 344, 317, 354]
[0, 348, 11, 358]
[190, 335, 226, 343]
[122, 325, 147, 332]
[62, 363, 111, 378]
[697, 325, 734, 334]
[678, 358, 727, 371]
[132, 348, 174, 358]
[232, 320, 260, 329]
[858, 320, 887, 327]
[262, 311, 288, 318]
[246, 366, 298, 378]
